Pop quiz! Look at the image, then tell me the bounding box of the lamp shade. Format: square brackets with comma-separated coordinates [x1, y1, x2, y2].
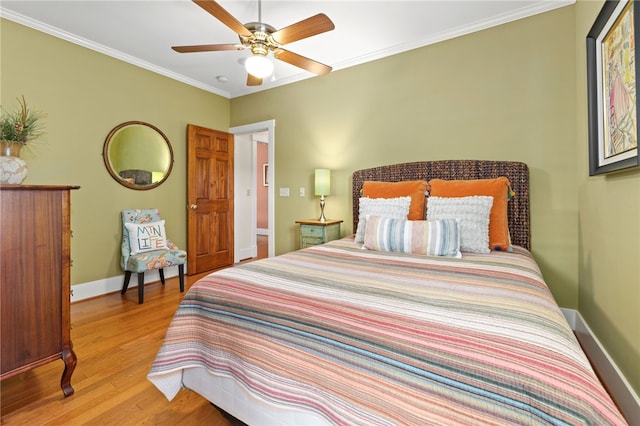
[245, 55, 274, 79]
[315, 169, 331, 196]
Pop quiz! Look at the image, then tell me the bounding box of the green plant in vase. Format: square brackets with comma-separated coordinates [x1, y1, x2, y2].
[0, 96, 46, 184]
[1, 95, 46, 156]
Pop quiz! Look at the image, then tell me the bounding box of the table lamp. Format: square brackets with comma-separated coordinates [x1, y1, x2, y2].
[314, 169, 331, 222]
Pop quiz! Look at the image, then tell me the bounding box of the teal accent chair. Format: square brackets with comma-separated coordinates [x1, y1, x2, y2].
[121, 209, 186, 304]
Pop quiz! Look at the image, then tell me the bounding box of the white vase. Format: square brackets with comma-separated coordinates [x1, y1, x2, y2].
[0, 141, 28, 184]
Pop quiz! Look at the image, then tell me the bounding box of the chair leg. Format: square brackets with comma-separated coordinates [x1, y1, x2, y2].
[178, 264, 185, 292]
[159, 268, 165, 285]
[122, 271, 132, 294]
[137, 272, 145, 304]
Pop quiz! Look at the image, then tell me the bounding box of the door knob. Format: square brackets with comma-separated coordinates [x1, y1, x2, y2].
[189, 204, 197, 210]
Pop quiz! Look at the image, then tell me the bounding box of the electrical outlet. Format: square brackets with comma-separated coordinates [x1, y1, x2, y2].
[299, 187, 305, 197]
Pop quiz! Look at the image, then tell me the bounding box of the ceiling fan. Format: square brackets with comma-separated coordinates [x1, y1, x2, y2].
[172, 0, 335, 86]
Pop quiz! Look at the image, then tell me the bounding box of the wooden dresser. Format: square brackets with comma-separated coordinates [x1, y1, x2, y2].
[0, 184, 79, 397]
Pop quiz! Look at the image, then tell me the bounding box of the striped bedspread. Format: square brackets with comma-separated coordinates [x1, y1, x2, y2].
[148, 238, 627, 425]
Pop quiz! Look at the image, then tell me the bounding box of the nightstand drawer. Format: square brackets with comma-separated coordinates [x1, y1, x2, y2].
[301, 236, 324, 248]
[300, 224, 324, 237]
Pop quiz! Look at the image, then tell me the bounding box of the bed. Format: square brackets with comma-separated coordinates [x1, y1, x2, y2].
[148, 160, 627, 425]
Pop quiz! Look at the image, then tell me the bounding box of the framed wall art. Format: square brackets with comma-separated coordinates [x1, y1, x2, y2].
[586, 0, 640, 175]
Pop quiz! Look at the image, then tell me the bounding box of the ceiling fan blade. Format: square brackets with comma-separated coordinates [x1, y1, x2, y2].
[271, 14, 335, 45]
[274, 49, 332, 76]
[247, 74, 263, 86]
[193, 0, 252, 37]
[172, 44, 242, 53]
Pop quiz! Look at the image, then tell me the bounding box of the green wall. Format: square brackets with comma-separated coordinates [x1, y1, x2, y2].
[2, 2, 638, 394]
[575, 0, 640, 394]
[232, 6, 579, 305]
[0, 19, 230, 283]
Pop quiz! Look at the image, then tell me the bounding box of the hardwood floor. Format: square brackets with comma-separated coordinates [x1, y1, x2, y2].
[0, 236, 268, 426]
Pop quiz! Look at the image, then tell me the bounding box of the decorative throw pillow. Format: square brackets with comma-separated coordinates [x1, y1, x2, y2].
[426, 196, 493, 254]
[125, 220, 168, 255]
[355, 196, 411, 243]
[428, 177, 512, 251]
[362, 180, 428, 220]
[363, 215, 462, 258]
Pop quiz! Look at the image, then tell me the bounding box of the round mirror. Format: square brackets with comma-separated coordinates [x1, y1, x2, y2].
[103, 121, 174, 190]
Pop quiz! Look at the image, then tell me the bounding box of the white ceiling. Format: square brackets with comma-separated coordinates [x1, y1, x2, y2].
[1, 0, 573, 99]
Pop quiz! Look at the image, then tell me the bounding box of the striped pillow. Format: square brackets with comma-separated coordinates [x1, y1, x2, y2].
[363, 215, 461, 258]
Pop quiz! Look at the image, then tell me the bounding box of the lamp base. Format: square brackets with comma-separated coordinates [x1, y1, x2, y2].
[318, 196, 326, 222]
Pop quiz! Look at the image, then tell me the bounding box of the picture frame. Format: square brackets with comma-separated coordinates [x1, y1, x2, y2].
[586, 0, 640, 175]
[263, 163, 269, 186]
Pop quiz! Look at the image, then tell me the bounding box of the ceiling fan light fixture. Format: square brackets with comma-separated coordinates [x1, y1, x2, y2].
[173, 0, 335, 87]
[245, 55, 274, 78]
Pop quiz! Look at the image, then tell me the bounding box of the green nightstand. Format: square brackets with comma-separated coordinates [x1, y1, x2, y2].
[296, 219, 343, 249]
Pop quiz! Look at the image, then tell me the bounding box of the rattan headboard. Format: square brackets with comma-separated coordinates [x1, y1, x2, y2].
[352, 160, 530, 250]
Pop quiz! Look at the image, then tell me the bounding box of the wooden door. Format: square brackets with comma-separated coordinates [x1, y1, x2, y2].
[187, 124, 234, 275]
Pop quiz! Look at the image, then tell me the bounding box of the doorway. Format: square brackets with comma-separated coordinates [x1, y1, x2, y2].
[230, 120, 275, 261]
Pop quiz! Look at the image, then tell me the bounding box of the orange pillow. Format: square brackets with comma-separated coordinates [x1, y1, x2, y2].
[428, 177, 511, 250]
[362, 180, 427, 220]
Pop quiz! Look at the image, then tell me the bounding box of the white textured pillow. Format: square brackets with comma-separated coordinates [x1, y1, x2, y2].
[427, 196, 493, 253]
[125, 220, 168, 255]
[355, 196, 411, 243]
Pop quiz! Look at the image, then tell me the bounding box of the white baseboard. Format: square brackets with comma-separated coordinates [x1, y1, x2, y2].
[71, 265, 183, 303]
[235, 246, 257, 263]
[561, 308, 639, 424]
